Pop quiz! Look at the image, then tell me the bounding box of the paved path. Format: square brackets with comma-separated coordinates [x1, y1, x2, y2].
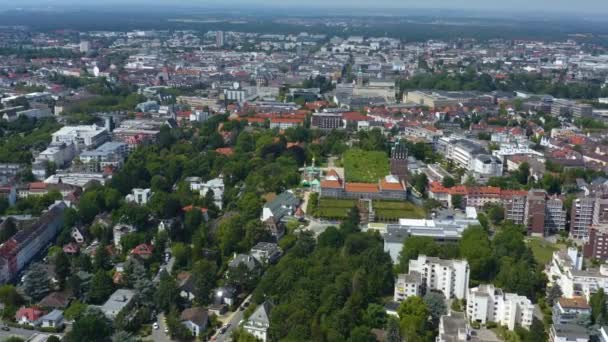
[0, 326, 37, 340]
[151, 313, 172, 342]
[215, 295, 251, 342]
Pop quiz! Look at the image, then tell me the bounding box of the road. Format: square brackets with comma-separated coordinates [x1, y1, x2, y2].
[0, 326, 37, 340]
[154, 256, 176, 283]
[301, 218, 337, 237]
[151, 313, 172, 342]
[214, 295, 251, 342]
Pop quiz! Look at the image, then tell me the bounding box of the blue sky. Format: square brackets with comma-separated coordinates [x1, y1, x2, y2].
[3, 0, 608, 14]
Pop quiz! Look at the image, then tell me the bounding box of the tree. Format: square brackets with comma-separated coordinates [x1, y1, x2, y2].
[166, 309, 193, 341]
[451, 194, 463, 209]
[93, 244, 112, 271]
[317, 226, 344, 248]
[516, 162, 530, 185]
[192, 259, 217, 306]
[590, 288, 608, 325]
[155, 271, 180, 313]
[385, 317, 401, 342]
[111, 331, 137, 342]
[0, 217, 16, 243]
[397, 296, 430, 342]
[23, 263, 50, 301]
[547, 284, 562, 305]
[459, 226, 495, 282]
[66, 307, 113, 342]
[486, 204, 505, 224]
[362, 303, 387, 328]
[423, 292, 447, 325]
[64, 301, 87, 320]
[442, 176, 456, 188]
[89, 270, 114, 304]
[54, 251, 71, 288]
[397, 236, 439, 272]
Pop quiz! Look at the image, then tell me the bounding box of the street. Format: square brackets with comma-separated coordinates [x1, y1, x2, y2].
[151, 313, 172, 342]
[0, 326, 37, 340]
[214, 294, 251, 342]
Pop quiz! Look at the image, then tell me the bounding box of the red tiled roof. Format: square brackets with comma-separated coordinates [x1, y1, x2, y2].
[345, 182, 379, 193]
[380, 179, 405, 191]
[131, 243, 154, 256]
[182, 205, 209, 213]
[320, 180, 342, 189]
[215, 147, 234, 156]
[15, 307, 44, 322]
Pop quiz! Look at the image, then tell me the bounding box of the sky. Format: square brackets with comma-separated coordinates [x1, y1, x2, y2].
[2, 0, 608, 15]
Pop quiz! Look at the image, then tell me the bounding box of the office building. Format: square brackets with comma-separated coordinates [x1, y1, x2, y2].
[467, 284, 534, 331]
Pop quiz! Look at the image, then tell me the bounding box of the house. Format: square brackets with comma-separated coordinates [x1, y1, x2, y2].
[250, 242, 282, 265]
[180, 307, 209, 337]
[38, 292, 71, 310]
[198, 177, 225, 209]
[177, 272, 195, 301]
[228, 254, 261, 275]
[553, 297, 591, 325]
[112, 224, 136, 251]
[244, 301, 273, 342]
[15, 307, 44, 326]
[40, 309, 64, 329]
[214, 286, 238, 306]
[71, 227, 85, 244]
[261, 191, 300, 223]
[62, 242, 80, 255]
[549, 323, 589, 342]
[125, 188, 152, 205]
[437, 312, 472, 342]
[130, 244, 154, 259]
[99, 289, 135, 320]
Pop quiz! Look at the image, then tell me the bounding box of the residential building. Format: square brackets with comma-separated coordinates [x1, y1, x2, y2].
[311, 112, 343, 130]
[408, 255, 470, 300]
[0, 202, 66, 283]
[547, 248, 608, 299]
[390, 143, 408, 182]
[549, 323, 590, 342]
[197, 176, 225, 209]
[525, 190, 566, 236]
[51, 125, 109, 149]
[36, 143, 78, 167]
[250, 242, 282, 265]
[437, 312, 473, 342]
[113, 224, 136, 251]
[135, 101, 160, 113]
[571, 196, 608, 241]
[260, 191, 300, 223]
[180, 307, 208, 337]
[244, 301, 273, 342]
[15, 307, 44, 326]
[585, 224, 608, 261]
[467, 284, 534, 331]
[125, 188, 152, 205]
[100, 289, 135, 319]
[552, 297, 591, 325]
[393, 272, 423, 301]
[79, 142, 129, 172]
[40, 310, 64, 329]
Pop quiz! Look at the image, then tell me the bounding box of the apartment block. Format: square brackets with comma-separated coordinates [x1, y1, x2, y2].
[467, 284, 534, 331]
[393, 272, 423, 302]
[408, 255, 470, 300]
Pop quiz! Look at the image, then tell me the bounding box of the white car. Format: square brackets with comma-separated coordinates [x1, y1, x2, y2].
[153, 322, 159, 330]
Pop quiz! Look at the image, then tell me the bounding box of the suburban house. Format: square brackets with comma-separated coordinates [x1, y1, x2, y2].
[40, 309, 65, 329]
[180, 307, 209, 337]
[250, 242, 282, 265]
[15, 307, 45, 326]
[244, 301, 273, 342]
[260, 191, 300, 239]
[177, 272, 196, 301]
[99, 289, 135, 320]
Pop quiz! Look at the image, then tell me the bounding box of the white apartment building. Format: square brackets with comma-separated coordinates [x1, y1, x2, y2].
[189, 176, 224, 209]
[467, 284, 534, 331]
[51, 125, 109, 148]
[394, 272, 423, 301]
[408, 255, 470, 300]
[547, 248, 608, 300]
[126, 188, 153, 205]
[36, 143, 78, 167]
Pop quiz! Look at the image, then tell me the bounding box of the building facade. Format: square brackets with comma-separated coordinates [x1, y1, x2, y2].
[467, 284, 534, 331]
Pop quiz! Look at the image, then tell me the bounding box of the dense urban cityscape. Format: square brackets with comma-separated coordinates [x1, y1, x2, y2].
[1, 1, 608, 342]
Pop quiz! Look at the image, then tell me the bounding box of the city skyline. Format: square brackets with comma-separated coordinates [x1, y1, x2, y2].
[2, 0, 608, 15]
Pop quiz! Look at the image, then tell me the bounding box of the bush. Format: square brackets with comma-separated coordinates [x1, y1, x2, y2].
[486, 321, 498, 329]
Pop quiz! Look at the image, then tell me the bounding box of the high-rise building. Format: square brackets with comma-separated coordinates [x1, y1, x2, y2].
[216, 31, 224, 48]
[79, 40, 90, 53]
[545, 196, 567, 234]
[525, 190, 547, 236]
[390, 142, 408, 181]
[584, 224, 608, 261]
[570, 196, 608, 240]
[408, 255, 470, 300]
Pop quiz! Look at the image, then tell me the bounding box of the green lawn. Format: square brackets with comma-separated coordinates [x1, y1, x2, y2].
[343, 149, 389, 183]
[315, 199, 424, 221]
[526, 238, 562, 265]
[374, 201, 425, 221]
